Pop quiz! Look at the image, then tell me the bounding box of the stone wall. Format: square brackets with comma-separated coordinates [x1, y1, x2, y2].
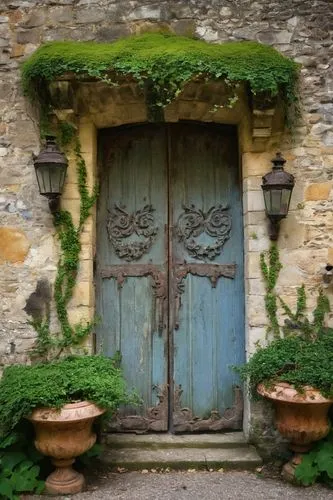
[0, 0, 333, 445]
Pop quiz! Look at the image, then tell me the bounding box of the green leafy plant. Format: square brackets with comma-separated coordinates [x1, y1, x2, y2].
[0, 355, 134, 439]
[238, 244, 333, 398]
[295, 431, 333, 487]
[0, 426, 45, 499]
[21, 32, 300, 122]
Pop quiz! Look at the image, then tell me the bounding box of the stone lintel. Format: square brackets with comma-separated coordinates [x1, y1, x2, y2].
[48, 78, 285, 153]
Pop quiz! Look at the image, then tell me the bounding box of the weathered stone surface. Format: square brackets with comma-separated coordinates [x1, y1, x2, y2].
[16, 28, 41, 44]
[128, 5, 163, 21]
[76, 8, 106, 24]
[305, 182, 332, 201]
[48, 7, 74, 24]
[20, 11, 47, 28]
[0, 227, 30, 264]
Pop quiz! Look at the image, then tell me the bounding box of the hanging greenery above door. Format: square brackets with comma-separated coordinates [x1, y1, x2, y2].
[22, 32, 300, 120]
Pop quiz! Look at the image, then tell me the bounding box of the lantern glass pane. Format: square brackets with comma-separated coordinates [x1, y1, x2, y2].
[35, 164, 66, 196]
[280, 188, 292, 215]
[264, 189, 282, 215]
[50, 166, 62, 194]
[271, 189, 282, 214]
[263, 190, 271, 213]
[35, 165, 50, 195]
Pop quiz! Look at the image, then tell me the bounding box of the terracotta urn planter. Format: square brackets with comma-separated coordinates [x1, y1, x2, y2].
[28, 401, 105, 494]
[257, 382, 333, 482]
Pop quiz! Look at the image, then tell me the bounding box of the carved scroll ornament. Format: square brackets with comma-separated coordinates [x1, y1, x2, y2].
[173, 385, 243, 433]
[176, 204, 232, 260]
[107, 204, 158, 261]
[105, 384, 168, 433]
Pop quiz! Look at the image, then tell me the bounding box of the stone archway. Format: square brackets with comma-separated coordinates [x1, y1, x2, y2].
[49, 76, 286, 434]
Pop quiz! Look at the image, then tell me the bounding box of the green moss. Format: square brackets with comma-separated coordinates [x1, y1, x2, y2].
[22, 32, 299, 111]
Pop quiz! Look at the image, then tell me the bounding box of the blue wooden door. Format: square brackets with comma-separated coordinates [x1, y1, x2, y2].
[170, 124, 244, 432]
[96, 124, 244, 433]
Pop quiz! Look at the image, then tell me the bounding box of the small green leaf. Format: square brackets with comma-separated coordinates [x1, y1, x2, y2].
[0, 433, 19, 449]
[0, 478, 14, 498]
[295, 453, 319, 486]
[1, 451, 26, 470]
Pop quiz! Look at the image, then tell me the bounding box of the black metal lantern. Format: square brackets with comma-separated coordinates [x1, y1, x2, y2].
[34, 135, 68, 213]
[262, 152, 295, 240]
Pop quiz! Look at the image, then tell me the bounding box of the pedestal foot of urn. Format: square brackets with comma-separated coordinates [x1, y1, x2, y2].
[45, 458, 85, 495]
[281, 453, 305, 485]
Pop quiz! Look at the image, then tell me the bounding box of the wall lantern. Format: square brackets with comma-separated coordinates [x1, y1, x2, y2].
[33, 135, 68, 214]
[261, 152, 295, 240]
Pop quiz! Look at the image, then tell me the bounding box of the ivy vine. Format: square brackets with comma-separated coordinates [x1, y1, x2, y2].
[260, 244, 330, 340]
[31, 124, 98, 360]
[260, 243, 282, 338]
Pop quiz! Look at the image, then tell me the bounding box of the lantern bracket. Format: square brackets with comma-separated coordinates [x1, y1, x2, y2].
[48, 196, 61, 214]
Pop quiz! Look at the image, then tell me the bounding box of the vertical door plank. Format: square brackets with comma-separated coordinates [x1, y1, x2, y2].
[170, 124, 244, 431]
[96, 125, 168, 431]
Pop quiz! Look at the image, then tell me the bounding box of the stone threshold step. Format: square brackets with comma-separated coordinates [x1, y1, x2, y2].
[103, 432, 247, 449]
[101, 446, 262, 471]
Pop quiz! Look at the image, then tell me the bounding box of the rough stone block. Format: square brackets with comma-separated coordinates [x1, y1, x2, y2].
[62, 182, 79, 200]
[76, 9, 106, 24]
[128, 5, 162, 21]
[245, 252, 262, 279]
[0, 227, 30, 264]
[71, 280, 94, 307]
[10, 43, 25, 58]
[67, 306, 94, 324]
[244, 190, 265, 212]
[16, 29, 41, 45]
[20, 10, 46, 28]
[48, 6, 73, 24]
[246, 295, 267, 327]
[242, 152, 273, 178]
[245, 326, 267, 357]
[305, 182, 332, 201]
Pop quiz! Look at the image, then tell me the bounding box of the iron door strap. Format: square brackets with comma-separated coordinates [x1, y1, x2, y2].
[100, 264, 167, 333]
[173, 263, 237, 330]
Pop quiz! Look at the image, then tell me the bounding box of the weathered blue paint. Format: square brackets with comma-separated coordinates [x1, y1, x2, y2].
[170, 124, 244, 428]
[96, 124, 244, 432]
[96, 126, 169, 430]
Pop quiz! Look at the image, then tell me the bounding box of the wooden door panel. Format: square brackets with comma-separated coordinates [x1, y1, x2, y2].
[170, 124, 244, 432]
[96, 126, 168, 432]
[96, 123, 245, 433]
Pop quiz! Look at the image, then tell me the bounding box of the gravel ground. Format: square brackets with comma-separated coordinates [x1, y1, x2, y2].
[26, 470, 333, 500]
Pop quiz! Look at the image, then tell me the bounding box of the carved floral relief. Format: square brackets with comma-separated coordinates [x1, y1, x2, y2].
[107, 203, 158, 261]
[176, 203, 232, 260]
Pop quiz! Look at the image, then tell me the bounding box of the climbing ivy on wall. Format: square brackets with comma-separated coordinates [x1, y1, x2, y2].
[260, 244, 331, 340]
[21, 32, 300, 116]
[31, 125, 98, 360]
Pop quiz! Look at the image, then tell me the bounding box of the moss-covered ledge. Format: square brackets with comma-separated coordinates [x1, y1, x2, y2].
[22, 32, 299, 126]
